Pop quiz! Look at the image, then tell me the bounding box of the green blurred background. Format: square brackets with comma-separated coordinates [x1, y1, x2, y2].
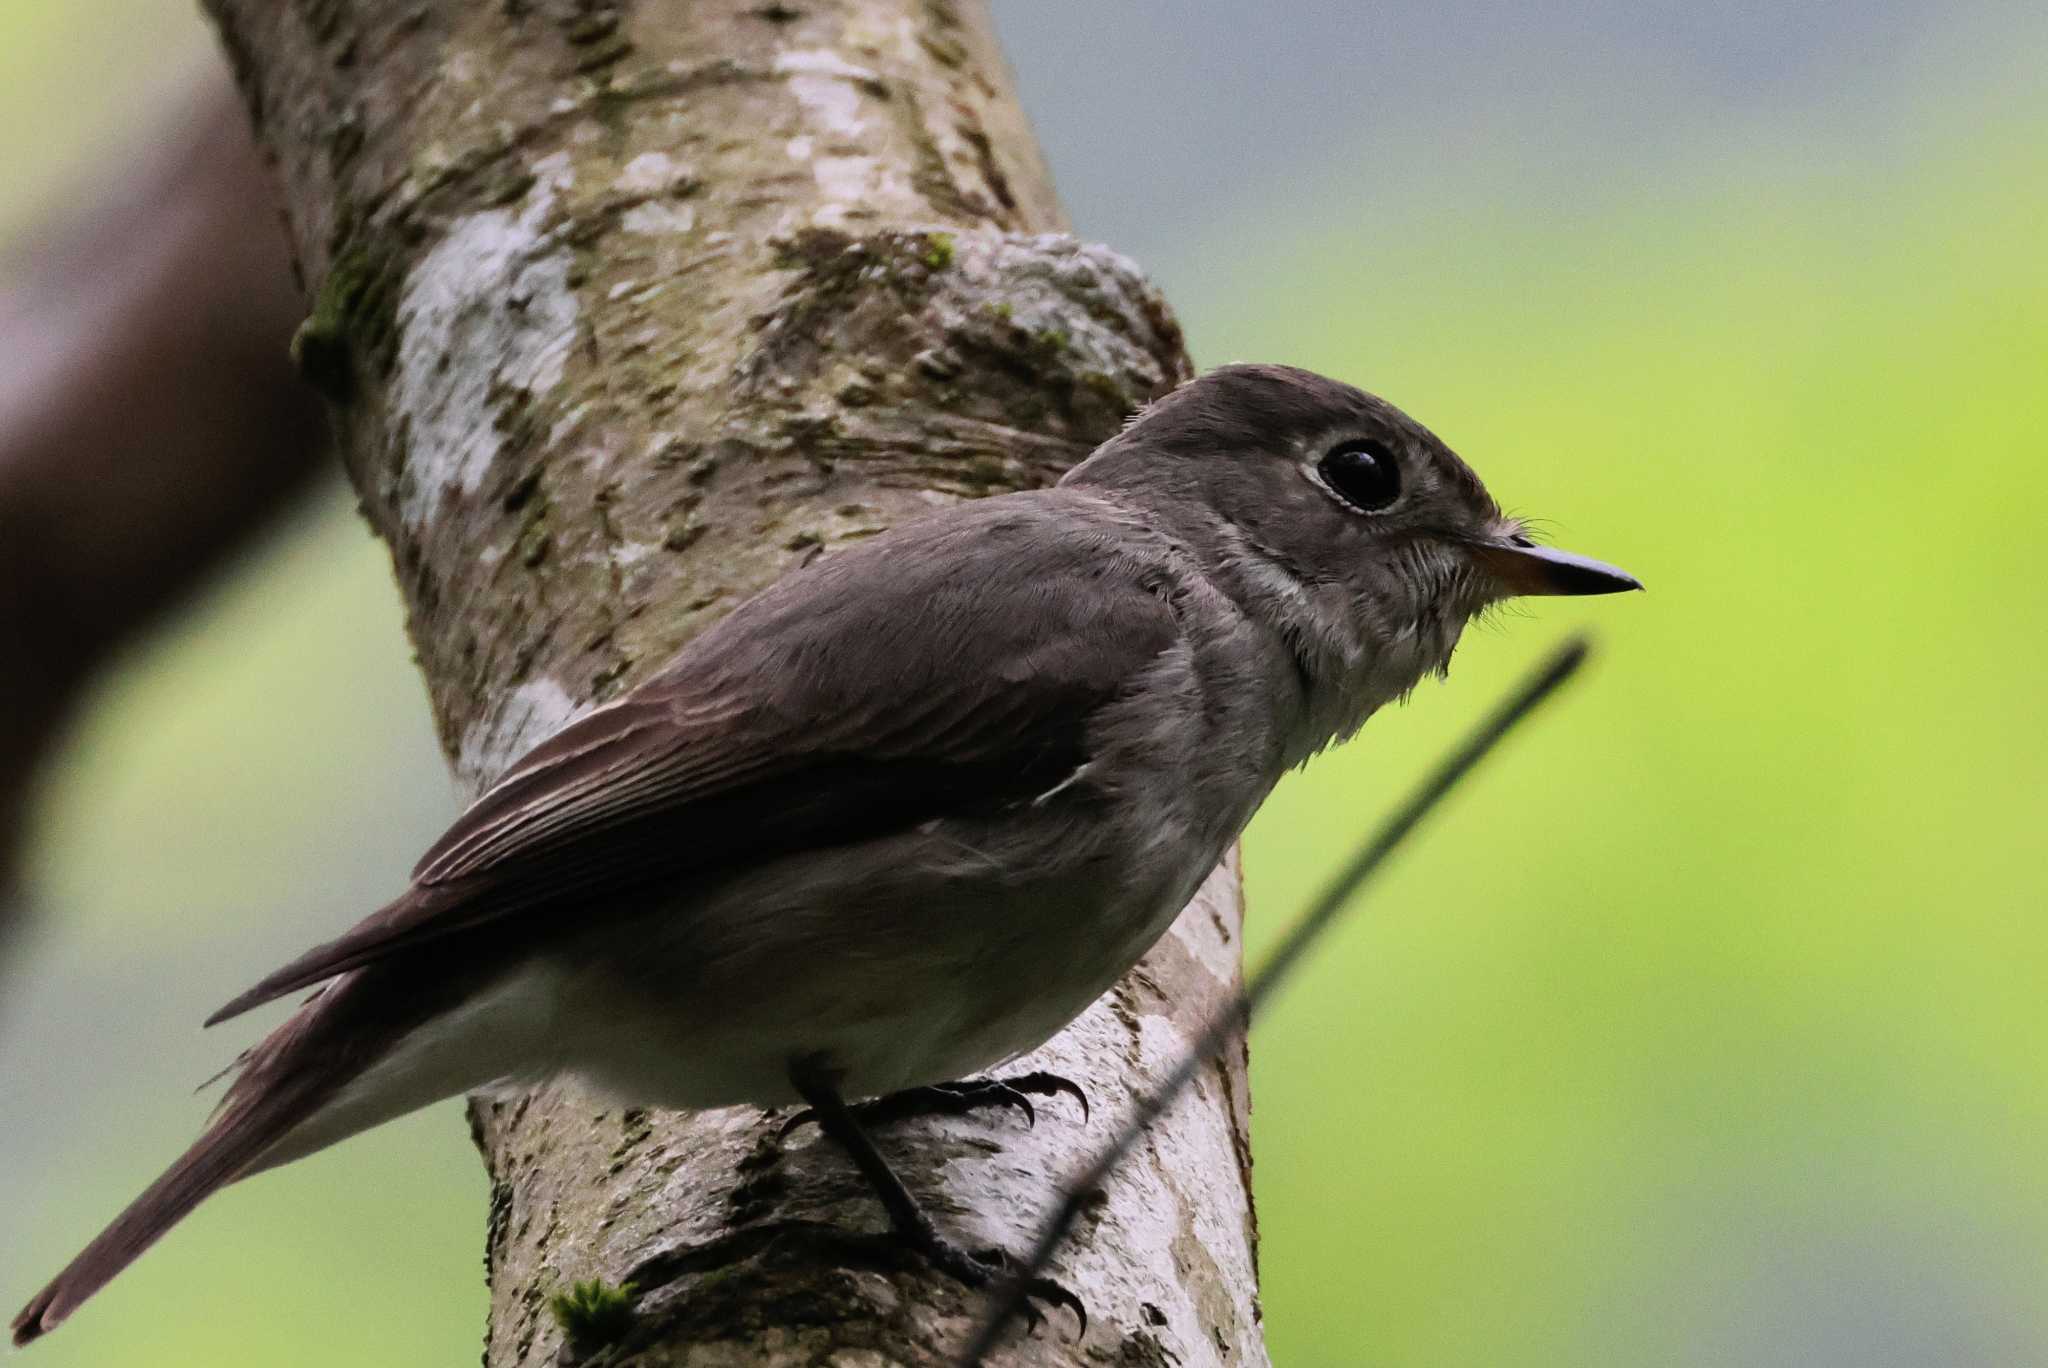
[4, 3, 2045, 1364]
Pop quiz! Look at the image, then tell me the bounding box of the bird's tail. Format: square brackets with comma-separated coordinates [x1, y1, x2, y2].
[11, 1096, 288, 1345]
[11, 973, 388, 1347]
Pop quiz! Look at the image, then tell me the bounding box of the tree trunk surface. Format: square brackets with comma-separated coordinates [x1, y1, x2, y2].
[201, 1, 1265, 1362]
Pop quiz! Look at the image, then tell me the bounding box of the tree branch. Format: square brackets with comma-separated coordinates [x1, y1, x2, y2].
[200, 1, 1262, 1361]
[0, 73, 324, 933]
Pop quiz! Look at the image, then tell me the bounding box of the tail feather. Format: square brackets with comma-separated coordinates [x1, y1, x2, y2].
[12, 969, 415, 1347]
[11, 1090, 297, 1346]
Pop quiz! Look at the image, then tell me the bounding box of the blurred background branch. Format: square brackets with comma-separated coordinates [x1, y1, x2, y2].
[0, 71, 323, 945]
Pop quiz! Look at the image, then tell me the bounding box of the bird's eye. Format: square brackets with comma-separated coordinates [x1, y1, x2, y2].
[1317, 441, 1401, 512]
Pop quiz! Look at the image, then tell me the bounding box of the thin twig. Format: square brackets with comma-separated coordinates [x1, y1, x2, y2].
[958, 634, 1594, 1364]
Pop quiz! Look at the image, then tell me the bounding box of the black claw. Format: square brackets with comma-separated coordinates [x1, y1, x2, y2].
[973, 1247, 1086, 1338]
[1003, 1071, 1091, 1125]
[1040, 1279, 1087, 1337]
[961, 1081, 1036, 1128]
[778, 1072, 1090, 1141]
[911, 1234, 1086, 1341]
[781, 1060, 1089, 1352]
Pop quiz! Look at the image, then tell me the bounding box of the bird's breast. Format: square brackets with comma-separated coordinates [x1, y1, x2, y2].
[548, 765, 1261, 1110]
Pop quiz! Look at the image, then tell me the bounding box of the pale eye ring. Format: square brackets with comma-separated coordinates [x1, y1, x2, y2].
[1317, 441, 1401, 512]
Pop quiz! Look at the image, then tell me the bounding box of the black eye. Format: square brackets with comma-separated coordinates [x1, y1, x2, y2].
[1317, 441, 1401, 512]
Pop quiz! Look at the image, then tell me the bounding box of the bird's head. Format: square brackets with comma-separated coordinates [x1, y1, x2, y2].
[1065, 363, 1639, 739]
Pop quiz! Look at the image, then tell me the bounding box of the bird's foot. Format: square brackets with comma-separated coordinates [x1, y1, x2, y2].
[779, 1071, 1088, 1140]
[897, 1214, 1086, 1339]
[776, 1057, 1086, 1339]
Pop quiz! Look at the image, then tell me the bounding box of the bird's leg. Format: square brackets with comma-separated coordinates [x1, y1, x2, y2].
[784, 1057, 1085, 1336]
[779, 1070, 1089, 1140]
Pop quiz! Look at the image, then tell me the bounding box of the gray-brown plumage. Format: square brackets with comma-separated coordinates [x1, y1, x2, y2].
[12, 364, 1637, 1346]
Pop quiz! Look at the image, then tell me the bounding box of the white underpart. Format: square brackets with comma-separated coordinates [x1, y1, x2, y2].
[393, 152, 580, 535]
[254, 962, 568, 1173]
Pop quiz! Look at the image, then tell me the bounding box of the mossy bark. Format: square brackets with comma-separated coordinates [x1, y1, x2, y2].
[200, 2, 1265, 1362]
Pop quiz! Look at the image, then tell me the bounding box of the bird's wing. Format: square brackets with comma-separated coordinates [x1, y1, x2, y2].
[206, 499, 1183, 1025]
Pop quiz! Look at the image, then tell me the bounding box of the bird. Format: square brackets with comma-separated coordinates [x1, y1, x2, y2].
[11, 362, 1638, 1345]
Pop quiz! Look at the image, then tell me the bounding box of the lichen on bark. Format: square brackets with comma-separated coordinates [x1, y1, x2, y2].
[201, 1, 1266, 1363]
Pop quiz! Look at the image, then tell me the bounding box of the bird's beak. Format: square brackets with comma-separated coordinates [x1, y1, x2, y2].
[1474, 535, 1642, 596]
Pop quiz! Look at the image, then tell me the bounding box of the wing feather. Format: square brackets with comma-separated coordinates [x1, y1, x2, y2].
[206, 495, 1183, 1026]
